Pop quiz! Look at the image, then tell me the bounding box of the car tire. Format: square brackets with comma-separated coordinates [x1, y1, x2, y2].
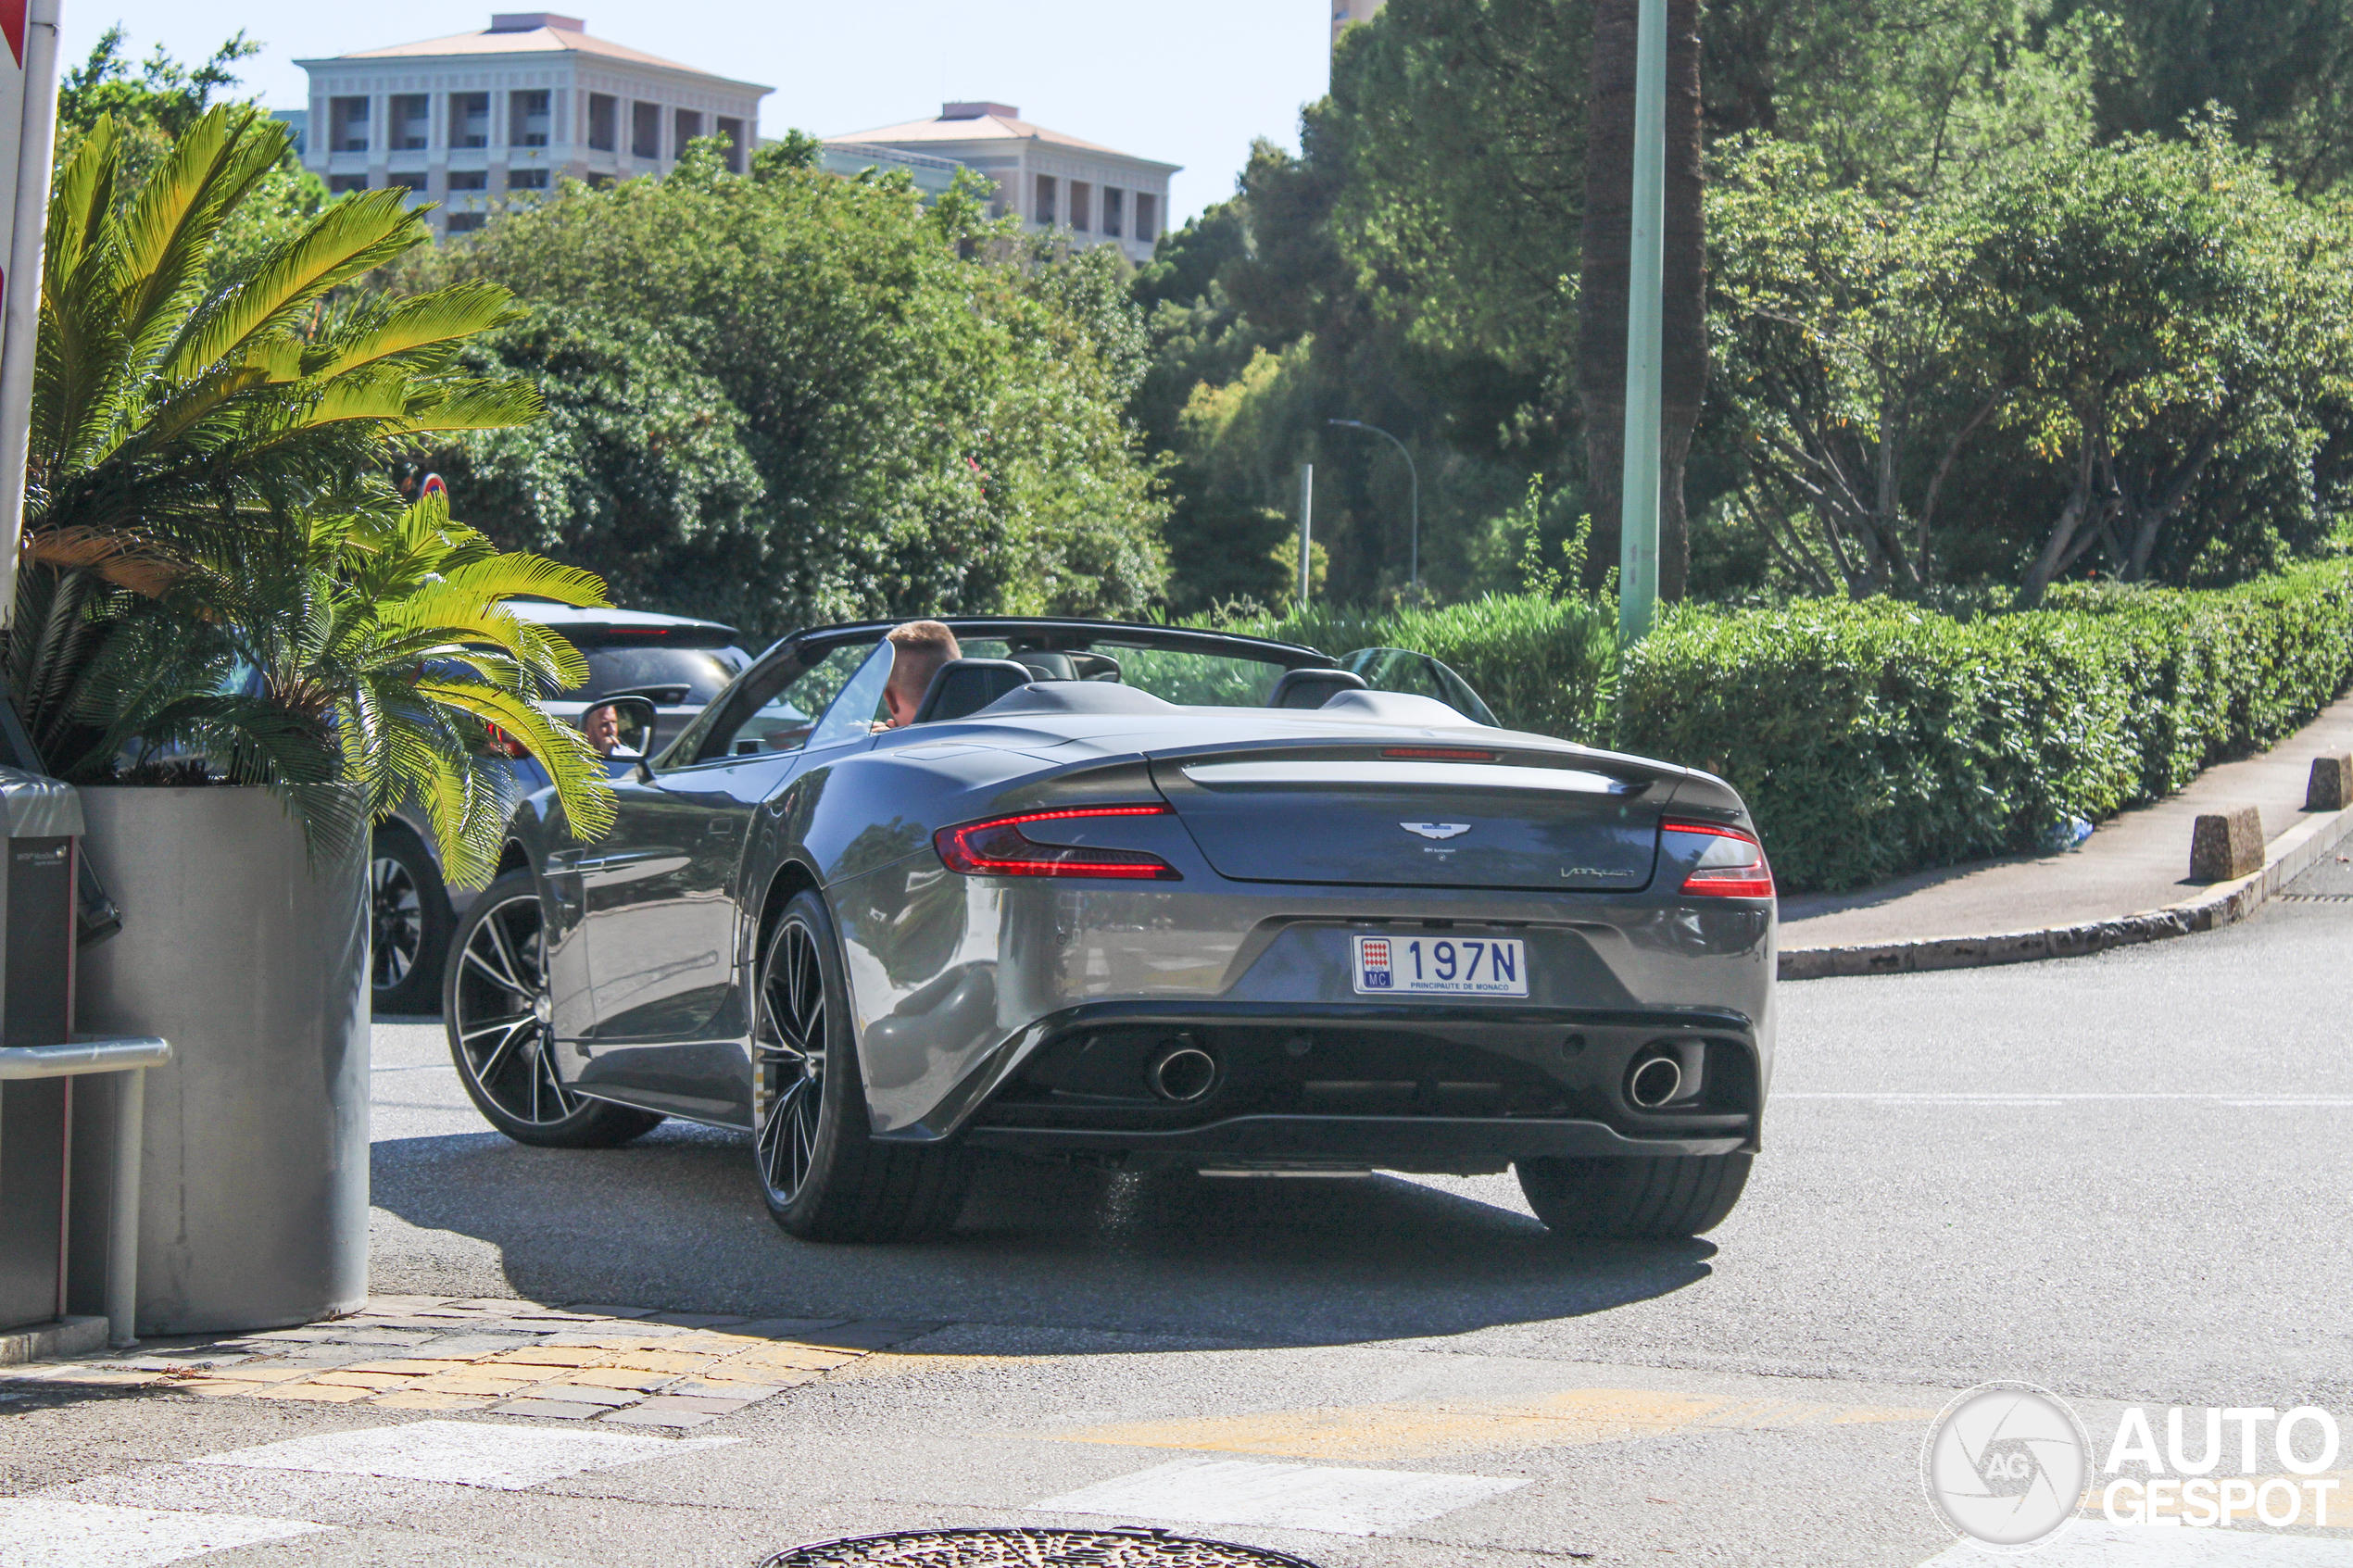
[371, 825, 452, 1017]
[1516, 1153, 1753, 1239]
[754, 889, 970, 1243]
[444, 870, 666, 1149]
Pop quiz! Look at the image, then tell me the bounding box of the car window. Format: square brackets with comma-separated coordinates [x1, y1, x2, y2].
[571, 646, 748, 705]
[806, 641, 899, 749]
[708, 642, 878, 759]
[1101, 642, 1287, 706]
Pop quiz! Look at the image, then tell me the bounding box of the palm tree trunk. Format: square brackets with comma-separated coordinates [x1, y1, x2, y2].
[1579, 0, 1706, 599]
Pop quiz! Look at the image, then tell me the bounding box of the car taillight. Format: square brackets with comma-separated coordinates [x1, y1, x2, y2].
[484, 723, 531, 760]
[1665, 821, 1774, 898]
[933, 804, 1181, 881]
[1381, 746, 1499, 761]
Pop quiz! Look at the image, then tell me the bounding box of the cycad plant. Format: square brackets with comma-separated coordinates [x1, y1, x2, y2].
[5, 105, 614, 878]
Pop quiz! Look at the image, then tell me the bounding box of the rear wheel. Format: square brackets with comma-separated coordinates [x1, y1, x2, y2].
[371, 826, 450, 1016]
[444, 871, 664, 1148]
[756, 890, 969, 1242]
[1516, 1153, 1752, 1238]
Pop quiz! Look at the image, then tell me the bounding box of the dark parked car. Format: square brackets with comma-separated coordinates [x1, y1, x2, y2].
[371, 605, 750, 1014]
[442, 617, 1774, 1242]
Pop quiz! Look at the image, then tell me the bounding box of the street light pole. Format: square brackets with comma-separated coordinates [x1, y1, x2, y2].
[1618, 0, 1667, 645]
[1328, 419, 1419, 587]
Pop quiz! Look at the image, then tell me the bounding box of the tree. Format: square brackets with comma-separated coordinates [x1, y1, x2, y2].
[57, 25, 258, 139]
[404, 148, 1166, 637]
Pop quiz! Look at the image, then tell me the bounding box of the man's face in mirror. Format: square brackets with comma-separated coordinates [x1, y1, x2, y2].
[585, 703, 623, 755]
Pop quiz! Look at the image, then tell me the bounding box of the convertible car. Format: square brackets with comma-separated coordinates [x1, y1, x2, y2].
[442, 617, 1775, 1243]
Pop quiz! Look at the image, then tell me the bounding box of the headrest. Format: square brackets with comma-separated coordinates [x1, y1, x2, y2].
[1266, 667, 1370, 709]
[1013, 650, 1077, 681]
[912, 659, 1035, 724]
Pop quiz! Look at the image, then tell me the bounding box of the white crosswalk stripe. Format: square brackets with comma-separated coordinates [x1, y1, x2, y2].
[1030, 1454, 1527, 1537]
[190, 1418, 738, 1491]
[0, 1499, 330, 1568]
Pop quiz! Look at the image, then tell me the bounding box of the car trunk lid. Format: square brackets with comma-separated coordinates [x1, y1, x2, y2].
[1148, 745, 1670, 891]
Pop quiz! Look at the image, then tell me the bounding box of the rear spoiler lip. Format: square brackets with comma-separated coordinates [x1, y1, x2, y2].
[1137, 733, 1693, 795]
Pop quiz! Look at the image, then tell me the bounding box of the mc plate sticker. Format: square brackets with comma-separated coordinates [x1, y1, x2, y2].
[1353, 934, 1529, 997]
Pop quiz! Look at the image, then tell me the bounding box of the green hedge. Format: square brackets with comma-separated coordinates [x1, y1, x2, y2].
[1617, 564, 2353, 892]
[1211, 593, 1617, 743]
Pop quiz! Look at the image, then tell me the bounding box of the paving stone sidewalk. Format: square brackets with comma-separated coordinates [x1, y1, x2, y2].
[0, 1296, 944, 1429]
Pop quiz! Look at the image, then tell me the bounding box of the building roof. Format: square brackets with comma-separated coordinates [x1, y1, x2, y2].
[297, 15, 771, 93]
[824, 103, 1177, 170]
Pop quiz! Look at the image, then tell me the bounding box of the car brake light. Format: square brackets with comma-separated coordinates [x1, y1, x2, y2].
[1664, 820, 1774, 898]
[1381, 746, 1499, 761]
[933, 804, 1181, 881]
[483, 723, 531, 760]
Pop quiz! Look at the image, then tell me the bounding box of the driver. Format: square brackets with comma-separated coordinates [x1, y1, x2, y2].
[876, 621, 961, 730]
[582, 701, 623, 756]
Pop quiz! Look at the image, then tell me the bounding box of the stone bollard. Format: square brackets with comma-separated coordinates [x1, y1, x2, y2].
[2307, 754, 2353, 812]
[2190, 808, 2264, 883]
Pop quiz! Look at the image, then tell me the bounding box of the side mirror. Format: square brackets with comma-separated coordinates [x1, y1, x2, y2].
[583, 696, 659, 763]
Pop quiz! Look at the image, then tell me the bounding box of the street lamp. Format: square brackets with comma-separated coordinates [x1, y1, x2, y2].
[1619, 0, 1667, 645]
[1327, 419, 1419, 587]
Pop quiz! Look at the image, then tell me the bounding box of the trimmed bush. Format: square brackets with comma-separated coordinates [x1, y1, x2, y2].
[1617, 564, 2353, 892]
[1211, 593, 1617, 742]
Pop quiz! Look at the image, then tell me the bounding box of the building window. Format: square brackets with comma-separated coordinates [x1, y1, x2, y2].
[447, 169, 488, 191]
[510, 90, 551, 148]
[327, 174, 369, 194]
[586, 93, 618, 153]
[1136, 192, 1158, 244]
[1102, 187, 1124, 237]
[715, 116, 744, 173]
[673, 108, 702, 152]
[329, 96, 371, 154]
[1069, 181, 1092, 232]
[506, 169, 548, 191]
[586, 172, 613, 189]
[390, 94, 429, 151]
[387, 171, 427, 193]
[450, 93, 489, 149]
[1035, 174, 1057, 225]
[631, 100, 660, 158]
[445, 213, 487, 234]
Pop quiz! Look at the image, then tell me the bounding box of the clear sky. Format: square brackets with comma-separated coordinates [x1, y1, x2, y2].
[63, 1, 1337, 224]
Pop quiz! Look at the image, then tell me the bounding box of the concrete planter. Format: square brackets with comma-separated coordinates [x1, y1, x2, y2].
[70, 786, 368, 1335]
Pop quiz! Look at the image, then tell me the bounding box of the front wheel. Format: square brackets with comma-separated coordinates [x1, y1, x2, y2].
[1516, 1153, 1753, 1239]
[755, 890, 969, 1242]
[444, 871, 664, 1148]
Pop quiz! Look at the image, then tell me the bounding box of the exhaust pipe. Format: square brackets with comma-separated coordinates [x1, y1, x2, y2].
[1147, 1042, 1218, 1102]
[1627, 1053, 1683, 1110]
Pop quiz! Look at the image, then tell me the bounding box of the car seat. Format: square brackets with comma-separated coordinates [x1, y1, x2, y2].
[912, 659, 1036, 723]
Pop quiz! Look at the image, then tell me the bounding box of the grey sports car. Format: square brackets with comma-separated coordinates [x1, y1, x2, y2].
[443, 617, 1775, 1243]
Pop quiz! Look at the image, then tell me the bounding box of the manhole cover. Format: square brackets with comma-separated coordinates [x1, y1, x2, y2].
[761, 1527, 1321, 1568]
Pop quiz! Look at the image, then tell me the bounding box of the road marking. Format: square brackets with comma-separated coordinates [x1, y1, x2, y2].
[1044, 1387, 1935, 1462]
[1031, 1455, 1525, 1537]
[189, 1419, 737, 1491]
[1921, 1525, 2353, 1564]
[1781, 1093, 2353, 1108]
[0, 1499, 330, 1567]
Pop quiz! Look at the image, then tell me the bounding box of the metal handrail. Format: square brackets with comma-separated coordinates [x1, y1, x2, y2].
[0, 1035, 170, 1348]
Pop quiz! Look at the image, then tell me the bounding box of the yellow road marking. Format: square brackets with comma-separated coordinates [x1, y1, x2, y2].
[1045, 1387, 1939, 1461]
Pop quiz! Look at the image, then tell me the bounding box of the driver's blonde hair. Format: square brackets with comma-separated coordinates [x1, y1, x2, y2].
[885, 621, 961, 698]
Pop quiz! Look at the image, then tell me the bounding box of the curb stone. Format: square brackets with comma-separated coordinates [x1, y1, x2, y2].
[1779, 799, 2353, 981]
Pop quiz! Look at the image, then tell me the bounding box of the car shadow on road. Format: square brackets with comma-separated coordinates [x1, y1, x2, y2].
[370, 1123, 1718, 1347]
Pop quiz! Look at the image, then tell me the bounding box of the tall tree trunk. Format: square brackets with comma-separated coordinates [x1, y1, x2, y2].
[1578, 0, 1707, 600]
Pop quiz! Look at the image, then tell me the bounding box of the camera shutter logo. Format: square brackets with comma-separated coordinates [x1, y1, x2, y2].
[1920, 1382, 2090, 1551]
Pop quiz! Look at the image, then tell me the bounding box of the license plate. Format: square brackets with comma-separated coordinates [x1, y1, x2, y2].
[1353, 934, 1528, 997]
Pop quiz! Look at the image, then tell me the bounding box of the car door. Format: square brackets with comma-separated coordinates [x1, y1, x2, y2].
[567, 638, 895, 1048]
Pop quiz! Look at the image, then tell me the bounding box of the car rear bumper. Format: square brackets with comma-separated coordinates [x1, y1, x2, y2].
[888, 999, 1765, 1164]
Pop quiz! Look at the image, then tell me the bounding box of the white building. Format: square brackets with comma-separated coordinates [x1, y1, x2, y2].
[296, 12, 770, 237]
[824, 103, 1177, 264]
[1332, 0, 1386, 45]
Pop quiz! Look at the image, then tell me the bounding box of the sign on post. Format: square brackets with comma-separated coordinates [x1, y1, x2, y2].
[0, 0, 63, 631]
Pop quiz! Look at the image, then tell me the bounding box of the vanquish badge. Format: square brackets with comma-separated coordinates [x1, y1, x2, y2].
[1401, 822, 1470, 840]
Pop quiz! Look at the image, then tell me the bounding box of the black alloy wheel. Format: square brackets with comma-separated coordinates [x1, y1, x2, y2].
[443, 870, 662, 1148]
[370, 826, 450, 1016]
[755, 889, 970, 1242]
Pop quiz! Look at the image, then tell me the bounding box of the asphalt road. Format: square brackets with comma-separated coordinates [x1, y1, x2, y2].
[9, 891, 2351, 1568]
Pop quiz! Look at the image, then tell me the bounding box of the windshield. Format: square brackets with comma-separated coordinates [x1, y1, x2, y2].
[999, 637, 1289, 707]
[570, 646, 749, 706]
